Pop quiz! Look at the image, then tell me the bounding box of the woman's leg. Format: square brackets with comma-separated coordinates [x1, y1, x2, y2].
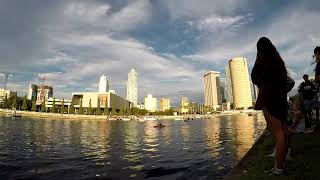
[264, 109, 288, 169]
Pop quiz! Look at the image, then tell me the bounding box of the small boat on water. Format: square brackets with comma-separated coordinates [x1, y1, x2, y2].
[154, 123, 165, 128]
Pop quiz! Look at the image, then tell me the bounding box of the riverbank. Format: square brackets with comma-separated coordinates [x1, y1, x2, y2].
[224, 124, 320, 180]
[0, 108, 259, 121]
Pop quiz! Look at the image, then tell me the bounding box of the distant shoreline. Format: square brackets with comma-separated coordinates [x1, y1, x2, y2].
[0, 108, 261, 121]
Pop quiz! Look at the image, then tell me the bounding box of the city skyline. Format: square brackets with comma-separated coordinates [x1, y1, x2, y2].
[0, 1, 319, 106]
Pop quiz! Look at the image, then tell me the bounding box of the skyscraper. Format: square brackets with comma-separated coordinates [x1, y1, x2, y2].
[127, 69, 138, 105]
[144, 94, 157, 112]
[180, 96, 189, 113]
[203, 71, 222, 107]
[27, 84, 38, 100]
[225, 66, 233, 103]
[227, 57, 252, 109]
[160, 98, 170, 112]
[99, 75, 109, 93]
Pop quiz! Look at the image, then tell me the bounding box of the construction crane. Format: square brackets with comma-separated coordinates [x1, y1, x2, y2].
[0, 73, 14, 90]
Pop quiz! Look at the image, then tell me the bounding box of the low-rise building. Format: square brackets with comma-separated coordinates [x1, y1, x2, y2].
[160, 98, 170, 112]
[71, 92, 132, 110]
[144, 94, 157, 112]
[0, 89, 17, 104]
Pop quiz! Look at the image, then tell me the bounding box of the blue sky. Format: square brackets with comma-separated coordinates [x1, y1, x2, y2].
[0, 0, 320, 105]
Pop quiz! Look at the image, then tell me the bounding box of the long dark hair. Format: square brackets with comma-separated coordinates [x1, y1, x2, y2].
[256, 37, 287, 84]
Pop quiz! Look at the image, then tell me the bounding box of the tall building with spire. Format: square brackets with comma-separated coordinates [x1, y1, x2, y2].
[227, 57, 252, 109]
[127, 69, 138, 105]
[99, 75, 109, 93]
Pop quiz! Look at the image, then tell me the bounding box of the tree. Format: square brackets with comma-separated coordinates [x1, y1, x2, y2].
[111, 106, 117, 116]
[118, 106, 125, 116]
[22, 95, 28, 111]
[2, 94, 8, 109]
[32, 99, 37, 111]
[51, 98, 56, 113]
[103, 106, 109, 116]
[69, 98, 75, 114]
[88, 98, 93, 115]
[60, 98, 65, 114]
[11, 94, 17, 110]
[79, 98, 83, 115]
[126, 107, 131, 115]
[41, 98, 46, 112]
[96, 98, 101, 115]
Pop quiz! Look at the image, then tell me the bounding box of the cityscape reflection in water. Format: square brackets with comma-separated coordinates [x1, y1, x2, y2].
[0, 114, 265, 180]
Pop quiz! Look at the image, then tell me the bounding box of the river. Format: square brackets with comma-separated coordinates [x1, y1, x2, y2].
[0, 113, 266, 180]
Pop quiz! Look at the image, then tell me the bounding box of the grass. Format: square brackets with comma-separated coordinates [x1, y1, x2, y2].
[226, 122, 320, 180]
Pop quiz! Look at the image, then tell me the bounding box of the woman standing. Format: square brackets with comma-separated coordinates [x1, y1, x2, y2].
[251, 37, 294, 175]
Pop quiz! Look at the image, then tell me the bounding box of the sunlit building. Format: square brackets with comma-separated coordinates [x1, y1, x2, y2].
[0, 88, 17, 104]
[27, 84, 38, 100]
[227, 57, 252, 109]
[203, 71, 222, 107]
[144, 94, 157, 112]
[160, 98, 170, 112]
[127, 69, 138, 105]
[99, 75, 109, 93]
[180, 96, 189, 113]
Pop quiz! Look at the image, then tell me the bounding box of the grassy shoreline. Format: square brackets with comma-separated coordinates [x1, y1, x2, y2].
[224, 124, 320, 180]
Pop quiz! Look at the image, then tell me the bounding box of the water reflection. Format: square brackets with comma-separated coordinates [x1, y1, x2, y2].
[232, 115, 254, 160]
[0, 114, 266, 180]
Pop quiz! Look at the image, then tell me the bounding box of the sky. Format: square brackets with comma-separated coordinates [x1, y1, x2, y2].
[0, 0, 320, 106]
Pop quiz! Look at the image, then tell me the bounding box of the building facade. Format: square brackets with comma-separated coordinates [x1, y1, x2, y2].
[228, 57, 252, 109]
[0, 89, 17, 104]
[127, 69, 138, 105]
[36, 85, 53, 104]
[27, 84, 38, 100]
[160, 98, 170, 112]
[180, 96, 189, 113]
[71, 92, 132, 110]
[99, 75, 109, 93]
[203, 71, 222, 107]
[144, 94, 157, 112]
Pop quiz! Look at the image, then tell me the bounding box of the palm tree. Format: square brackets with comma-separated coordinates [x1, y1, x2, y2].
[32, 99, 36, 111]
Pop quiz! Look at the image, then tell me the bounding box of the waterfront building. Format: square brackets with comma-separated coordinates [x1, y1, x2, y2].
[225, 66, 233, 104]
[160, 98, 170, 112]
[144, 94, 157, 112]
[46, 98, 71, 110]
[227, 57, 252, 109]
[36, 85, 53, 104]
[136, 103, 145, 109]
[0, 89, 17, 104]
[99, 75, 109, 93]
[71, 92, 132, 110]
[27, 84, 38, 100]
[180, 96, 189, 113]
[127, 69, 138, 105]
[203, 71, 222, 107]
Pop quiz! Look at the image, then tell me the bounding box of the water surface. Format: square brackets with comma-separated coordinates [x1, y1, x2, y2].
[0, 114, 266, 179]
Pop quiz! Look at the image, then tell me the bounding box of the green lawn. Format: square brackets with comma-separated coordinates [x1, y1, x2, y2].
[226, 124, 320, 180]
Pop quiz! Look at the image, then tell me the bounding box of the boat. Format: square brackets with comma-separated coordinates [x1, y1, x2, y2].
[154, 123, 165, 128]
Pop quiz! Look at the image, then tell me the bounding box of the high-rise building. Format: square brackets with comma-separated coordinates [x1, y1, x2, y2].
[227, 57, 252, 109]
[180, 96, 189, 113]
[144, 94, 157, 112]
[36, 85, 53, 104]
[225, 66, 233, 103]
[127, 69, 138, 105]
[160, 98, 170, 112]
[27, 84, 38, 100]
[203, 71, 222, 107]
[99, 75, 109, 93]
